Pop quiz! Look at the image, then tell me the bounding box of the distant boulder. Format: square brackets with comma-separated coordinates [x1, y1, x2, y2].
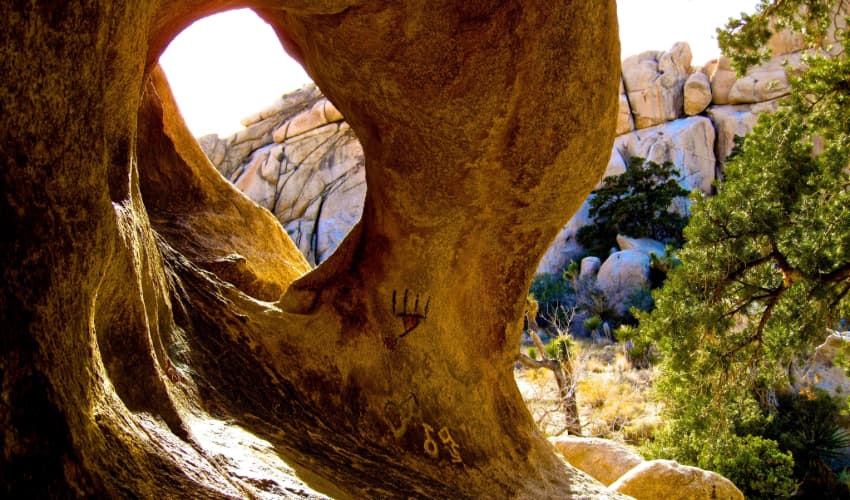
[579, 256, 602, 280]
[597, 250, 651, 317]
[791, 330, 850, 403]
[616, 235, 667, 260]
[684, 72, 711, 116]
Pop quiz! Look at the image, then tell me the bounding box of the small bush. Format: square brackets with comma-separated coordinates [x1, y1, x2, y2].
[615, 324, 656, 369]
[583, 315, 603, 333]
[644, 429, 796, 499]
[697, 434, 796, 499]
[545, 336, 575, 363]
[530, 273, 571, 314]
[622, 418, 659, 445]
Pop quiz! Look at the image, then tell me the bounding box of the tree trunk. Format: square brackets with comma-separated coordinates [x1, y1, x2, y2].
[519, 327, 582, 435]
[0, 1, 621, 497]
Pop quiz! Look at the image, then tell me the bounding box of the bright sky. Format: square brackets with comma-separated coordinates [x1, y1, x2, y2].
[160, 1, 759, 138]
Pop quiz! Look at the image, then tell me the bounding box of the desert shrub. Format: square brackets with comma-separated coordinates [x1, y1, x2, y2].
[545, 336, 575, 363]
[530, 267, 617, 335]
[622, 287, 654, 323]
[697, 434, 796, 499]
[621, 419, 657, 446]
[529, 272, 571, 314]
[614, 324, 656, 369]
[582, 315, 603, 336]
[644, 427, 795, 499]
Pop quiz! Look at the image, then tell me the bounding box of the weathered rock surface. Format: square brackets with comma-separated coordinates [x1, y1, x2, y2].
[597, 250, 652, 317]
[200, 85, 366, 266]
[728, 56, 793, 104]
[622, 43, 692, 129]
[613, 115, 716, 194]
[608, 459, 744, 500]
[684, 72, 712, 116]
[210, 40, 806, 274]
[552, 436, 743, 498]
[617, 78, 635, 135]
[704, 57, 739, 105]
[790, 330, 850, 468]
[1, 1, 624, 498]
[706, 99, 780, 168]
[537, 200, 594, 274]
[580, 256, 603, 279]
[552, 436, 644, 486]
[536, 116, 713, 274]
[616, 235, 667, 259]
[792, 331, 850, 400]
[200, 84, 325, 180]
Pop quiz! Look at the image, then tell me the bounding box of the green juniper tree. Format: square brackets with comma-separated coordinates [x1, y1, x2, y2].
[638, 1, 850, 497]
[577, 157, 688, 257]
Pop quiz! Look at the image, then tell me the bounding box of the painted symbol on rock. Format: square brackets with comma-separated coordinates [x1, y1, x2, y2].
[422, 423, 463, 463]
[422, 423, 440, 458]
[384, 393, 420, 439]
[392, 289, 431, 338]
[438, 426, 463, 463]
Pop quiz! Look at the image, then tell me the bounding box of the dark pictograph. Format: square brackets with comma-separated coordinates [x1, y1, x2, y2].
[392, 289, 431, 338]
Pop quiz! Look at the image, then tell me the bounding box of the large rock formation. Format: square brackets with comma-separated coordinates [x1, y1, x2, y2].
[537, 41, 804, 274]
[202, 86, 365, 266]
[621, 43, 692, 129]
[205, 39, 805, 274]
[0, 1, 623, 498]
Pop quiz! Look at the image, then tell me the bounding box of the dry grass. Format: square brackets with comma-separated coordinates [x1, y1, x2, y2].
[515, 339, 661, 446]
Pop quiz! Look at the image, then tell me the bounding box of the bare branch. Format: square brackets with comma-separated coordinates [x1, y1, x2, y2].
[516, 353, 558, 371]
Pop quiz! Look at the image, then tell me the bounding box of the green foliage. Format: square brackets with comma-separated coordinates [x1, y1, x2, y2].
[529, 267, 614, 333]
[765, 390, 850, 477]
[640, 4, 850, 497]
[840, 468, 850, 487]
[648, 249, 679, 288]
[643, 415, 796, 497]
[527, 347, 538, 361]
[563, 260, 581, 285]
[622, 287, 654, 320]
[545, 336, 575, 363]
[717, 0, 838, 74]
[696, 434, 797, 499]
[615, 324, 656, 369]
[577, 157, 689, 257]
[582, 315, 602, 334]
[529, 273, 572, 312]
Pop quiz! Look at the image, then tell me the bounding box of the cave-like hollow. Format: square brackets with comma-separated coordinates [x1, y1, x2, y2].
[0, 1, 621, 497]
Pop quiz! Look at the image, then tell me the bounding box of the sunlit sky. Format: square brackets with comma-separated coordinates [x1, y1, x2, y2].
[160, 0, 759, 138]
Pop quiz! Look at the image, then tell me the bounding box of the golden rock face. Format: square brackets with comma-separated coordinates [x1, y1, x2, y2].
[0, 1, 621, 497]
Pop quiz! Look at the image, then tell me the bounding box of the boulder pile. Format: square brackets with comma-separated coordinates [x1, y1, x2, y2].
[202, 37, 806, 272]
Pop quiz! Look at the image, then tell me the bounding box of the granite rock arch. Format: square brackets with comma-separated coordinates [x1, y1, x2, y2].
[0, 1, 620, 497]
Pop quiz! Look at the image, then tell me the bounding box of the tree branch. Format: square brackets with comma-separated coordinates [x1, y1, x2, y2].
[516, 353, 559, 371]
